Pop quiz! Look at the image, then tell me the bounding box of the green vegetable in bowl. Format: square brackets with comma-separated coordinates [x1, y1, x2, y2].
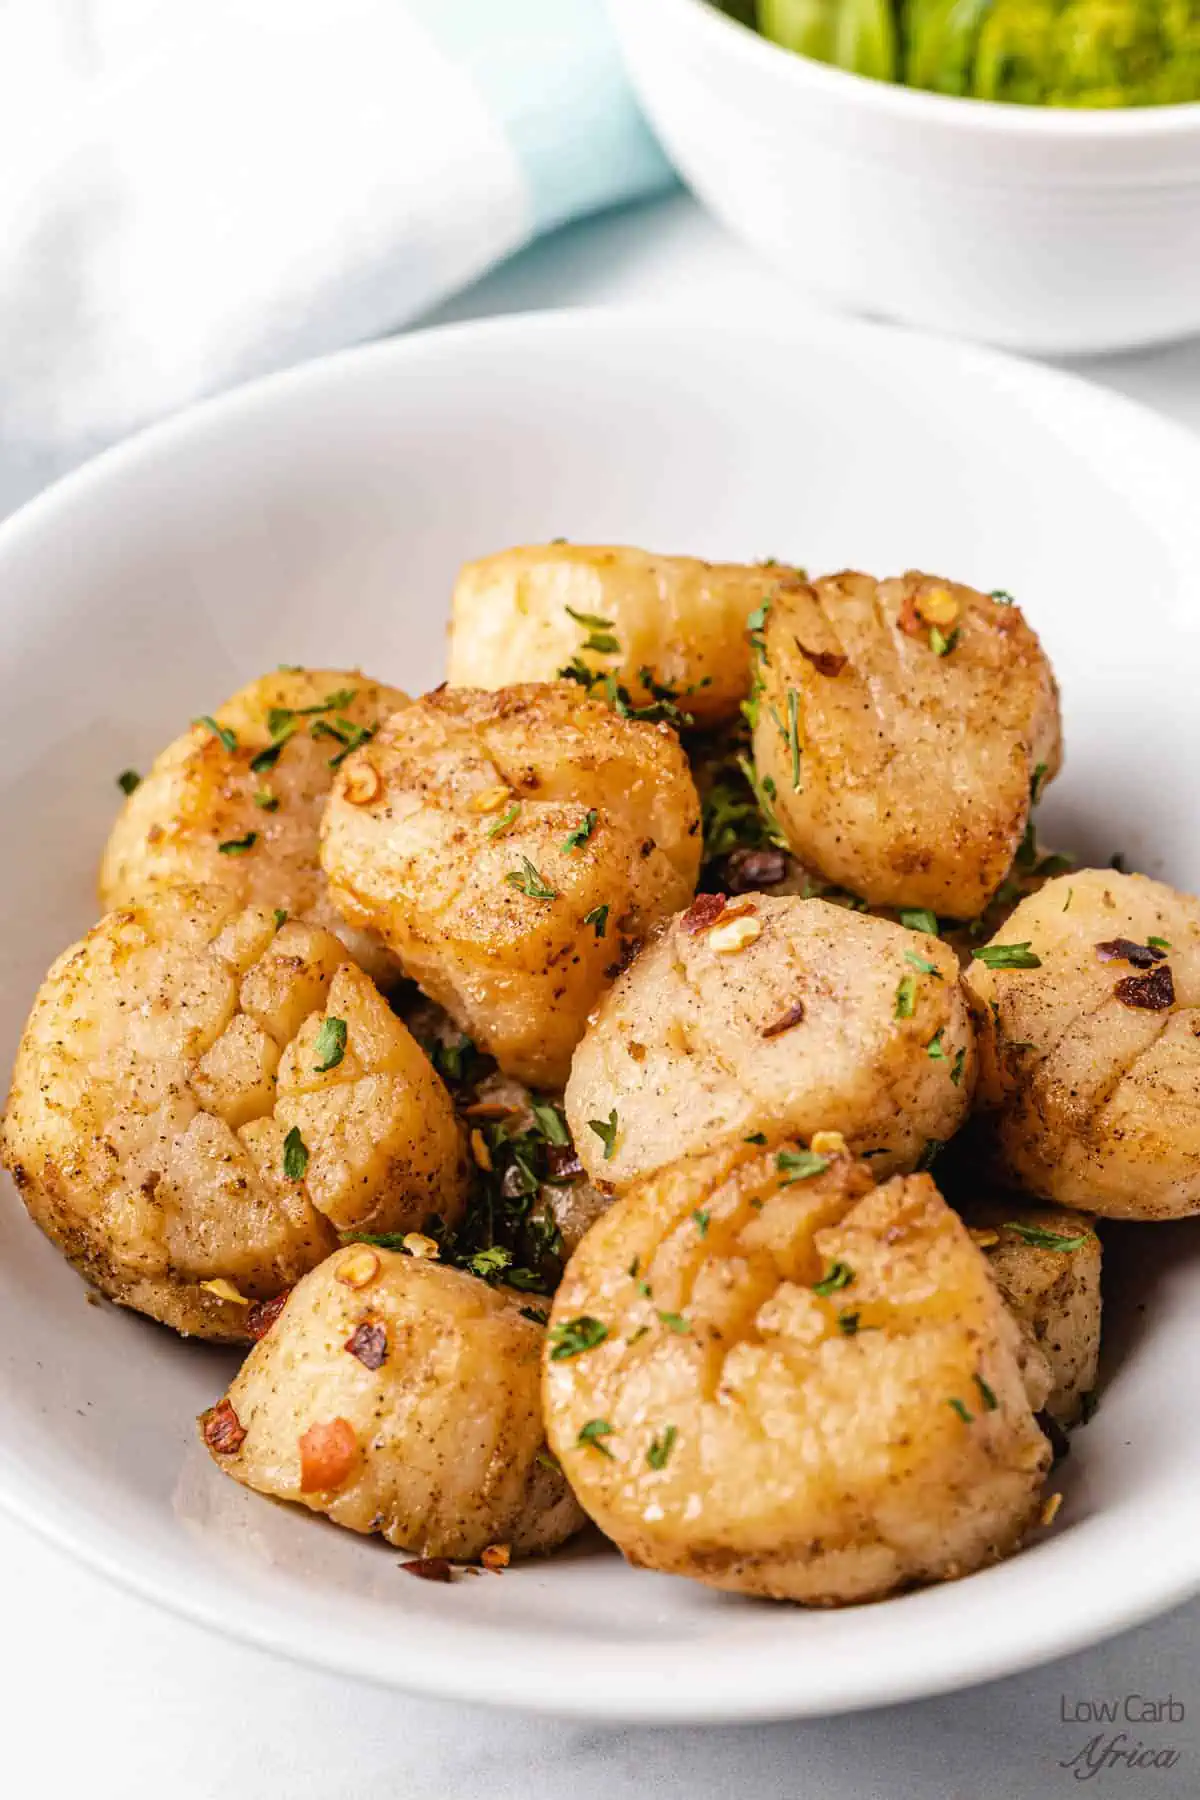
[759, 0, 899, 78]
[722, 0, 1200, 104]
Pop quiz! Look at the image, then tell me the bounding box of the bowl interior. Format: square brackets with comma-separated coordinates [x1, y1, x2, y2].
[1, 310, 1199, 1721]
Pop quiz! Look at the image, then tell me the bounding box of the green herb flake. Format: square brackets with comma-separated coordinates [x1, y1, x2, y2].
[971, 942, 1042, 971]
[529, 1099, 570, 1146]
[250, 740, 285, 774]
[951, 1046, 966, 1086]
[1063, 887, 1074, 914]
[218, 832, 258, 856]
[646, 1425, 677, 1471]
[116, 769, 141, 795]
[267, 707, 296, 739]
[905, 950, 942, 978]
[837, 1311, 861, 1336]
[1148, 935, 1171, 951]
[926, 1029, 948, 1063]
[947, 1397, 975, 1425]
[1002, 1221, 1088, 1253]
[565, 604, 615, 632]
[735, 752, 787, 849]
[562, 809, 598, 854]
[486, 802, 521, 839]
[787, 687, 802, 790]
[520, 1305, 549, 1326]
[584, 903, 609, 939]
[466, 1246, 513, 1281]
[273, 908, 288, 930]
[194, 715, 237, 753]
[900, 909, 939, 936]
[929, 626, 959, 657]
[313, 1016, 348, 1073]
[744, 1131, 767, 1145]
[776, 1148, 831, 1184]
[576, 1418, 615, 1458]
[657, 1310, 689, 1334]
[588, 1109, 619, 1161]
[253, 789, 279, 811]
[974, 1374, 999, 1412]
[504, 856, 557, 900]
[692, 1209, 710, 1238]
[990, 589, 1014, 605]
[1031, 761, 1049, 805]
[548, 1315, 609, 1361]
[894, 973, 917, 1018]
[813, 1261, 854, 1297]
[282, 1127, 309, 1181]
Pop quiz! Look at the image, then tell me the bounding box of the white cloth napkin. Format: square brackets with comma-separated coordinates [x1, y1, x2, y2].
[0, 0, 672, 510]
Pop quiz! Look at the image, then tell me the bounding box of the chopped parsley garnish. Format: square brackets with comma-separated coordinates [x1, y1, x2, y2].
[646, 1425, 677, 1471]
[657, 1311, 689, 1334]
[1031, 761, 1049, 805]
[487, 803, 521, 839]
[504, 857, 557, 900]
[776, 1148, 830, 1184]
[947, 1397, 975, 1425]
[837, 1311, 861, 1336]
[990, 589, 1014, 605]
[692, 1209, 710, 1238]
[564, 604, 615, 632]
[584, 904, 609, 938]
[194, 715, 237, 753]
[951, 1047, 966, 1086]
[273, 908, 288, 930]
[916, 1139, 944, 1171]
[745, 598, 771, 661]
[576, 1418, 615, 1458]
[530, 1099, 570, 1146]
[250, 740, 285, 774]
[465, 1246, 513, 1280]
[116, 769, 141, 795]
[929, 626, 959, 657]
[904, 950, 942, 977]
[562, 809, 598, 854]
[1063, 887, 1074, 913]
[267, 707, 297, 739]
[974, 1374, 999, 1412]
[520, 1305, 549, 1326]
[1002, 1221, 1088, 1252]
[926, 1029, 948, 1063]
[744, 1132, 767, 1145]
[787, 688, 802, 789]
[282, 1127, 309, 1181]
[313, 1016, 348, 1072]
[900, 909, 939, 936]
[218, 832, 258, 855]
[1148, 935, 1171, 951]
[548, 1315, 609, 1361]
[894, 973, 917, 1018]
[972, 942, 1042, 970]
[254, 790, 279, 811]
[735, 752, 787, 849]
[813, 1261, 854, 1297]
[588, 1109, 619, 1160]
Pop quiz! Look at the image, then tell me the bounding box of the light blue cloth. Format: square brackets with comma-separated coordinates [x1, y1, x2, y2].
[0, 0, 674, 514]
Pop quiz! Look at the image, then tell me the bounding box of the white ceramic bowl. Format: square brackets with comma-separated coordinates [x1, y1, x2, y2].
[608, 0, 1200, 354]
[2, 309, 1200, 1721]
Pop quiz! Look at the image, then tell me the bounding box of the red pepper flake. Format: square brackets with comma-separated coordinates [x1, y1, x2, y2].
[723, 847, 788, 893]
[761, 999, 806, 1039]
[345, 1320, 388, 1370]
[1114, 964, 1175, 1011]
[796, 642, 847, 677]
[480, 1543, 511, 1573]
[201, 1398, 246, 1455]
[299, 1416, 358, 1492]
[246, 1291, 290, 1341]
[1096, 938, 1167, 969]
[400, 1557, 455, 1583]
[681, 892, 727, 934]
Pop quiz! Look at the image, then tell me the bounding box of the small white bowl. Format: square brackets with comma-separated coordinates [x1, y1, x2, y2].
[608, 0, 1200, 354]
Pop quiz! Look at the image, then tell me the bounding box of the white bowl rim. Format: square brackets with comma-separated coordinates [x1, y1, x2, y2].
[4, 306, 1200, 1720]
[646, 0, 1200, 139]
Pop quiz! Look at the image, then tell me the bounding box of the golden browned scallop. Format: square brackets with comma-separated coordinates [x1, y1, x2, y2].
[202, 1247, 585, 1560]
[964, 867, 1200, 1219]
[751, 572, 1062, 917]
[543, 1143, 1051, 1604]
[564, 893, 975, 1190]
[320, 682, 702, 1089]
[0, 888, 467, 1339]
[965, 1202, 1102, 1428]
[447, 545, 799, 728]
[99, 669, 409, 983]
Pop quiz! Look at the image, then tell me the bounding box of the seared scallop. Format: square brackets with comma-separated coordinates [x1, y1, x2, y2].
[320, 682, 702, 1088]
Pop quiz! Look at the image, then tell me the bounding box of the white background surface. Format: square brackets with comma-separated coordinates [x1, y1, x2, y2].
[5, 191, 1200, 1799]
